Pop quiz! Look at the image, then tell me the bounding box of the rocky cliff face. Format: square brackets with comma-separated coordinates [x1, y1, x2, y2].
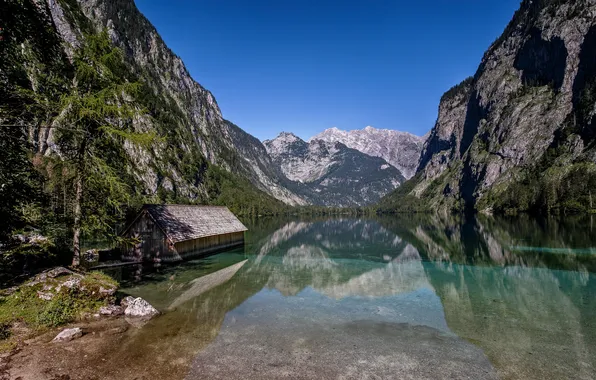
[401, 0, 596, 213]
[78, 0, 309, 205]
[3, 0, 304, 205]
[264, 133, 405, 207]
[311, 126, 425, 179]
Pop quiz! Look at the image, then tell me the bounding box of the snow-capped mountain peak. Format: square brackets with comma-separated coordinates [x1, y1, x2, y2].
[263, 132, 405, 206]
[310, 126, 426, 179]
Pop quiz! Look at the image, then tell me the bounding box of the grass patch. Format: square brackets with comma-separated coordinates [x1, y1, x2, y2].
[0, 271, 119, 350]
[80, 271, 119, 298]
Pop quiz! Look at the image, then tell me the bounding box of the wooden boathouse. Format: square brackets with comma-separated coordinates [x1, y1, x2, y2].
[121, 204, 247, 262]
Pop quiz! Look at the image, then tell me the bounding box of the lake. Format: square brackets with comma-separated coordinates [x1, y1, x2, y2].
[105, 214, 596, 379]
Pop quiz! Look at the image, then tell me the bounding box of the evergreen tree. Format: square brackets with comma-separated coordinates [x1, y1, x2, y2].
[48, 30, 154, 266]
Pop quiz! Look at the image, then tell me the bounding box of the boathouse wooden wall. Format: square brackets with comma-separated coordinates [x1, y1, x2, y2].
[174, 231, 245, 258]
[121, 211, 179, 262]
[121, 211, 245, 263]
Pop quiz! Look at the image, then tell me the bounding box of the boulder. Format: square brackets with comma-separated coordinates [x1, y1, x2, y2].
[13, 231, 49, 245]
[124, 297, 159, 319]
[120, 296, 135, 308]
[52, 328, 83, 342]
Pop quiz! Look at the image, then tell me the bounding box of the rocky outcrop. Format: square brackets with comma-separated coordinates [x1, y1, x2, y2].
[400, 0, 596, 213]
[312, 126, 425, 179]
[414, 78, 473, 198]
[52, 327, 83, 342]
[264, 133, 405, 206]
[25, 267, 118, 303]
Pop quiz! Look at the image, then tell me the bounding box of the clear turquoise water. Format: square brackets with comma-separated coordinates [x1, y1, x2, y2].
[113, 215, 596, 379]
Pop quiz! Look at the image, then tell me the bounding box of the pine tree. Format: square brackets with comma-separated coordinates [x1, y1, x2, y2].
[49, 30, 154, 266]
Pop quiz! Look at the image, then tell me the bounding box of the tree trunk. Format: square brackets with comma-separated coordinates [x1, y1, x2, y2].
[72, 168, 83, 267]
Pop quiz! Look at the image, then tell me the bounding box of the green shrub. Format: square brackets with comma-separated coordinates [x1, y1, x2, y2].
[37, 294, 76, 327]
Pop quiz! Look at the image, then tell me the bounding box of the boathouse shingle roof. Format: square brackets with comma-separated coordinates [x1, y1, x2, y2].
[144, 205, 247, 244]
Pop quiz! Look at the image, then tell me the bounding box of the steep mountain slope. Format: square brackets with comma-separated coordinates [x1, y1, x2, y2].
[264, 133, 405, 207]
[311, 126, 425, 179]
[2, 0, 304, 206]
[382, 0, 596, 214]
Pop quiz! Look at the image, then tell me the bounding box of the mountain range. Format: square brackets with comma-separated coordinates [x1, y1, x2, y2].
[311, 127, 425, 179]
[3, 0, 595, 215]
[264, 132, 406, 206]
[2, 0, 422, 209]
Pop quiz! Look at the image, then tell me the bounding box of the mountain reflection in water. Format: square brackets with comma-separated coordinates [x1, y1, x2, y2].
[96, 215, 596, 380]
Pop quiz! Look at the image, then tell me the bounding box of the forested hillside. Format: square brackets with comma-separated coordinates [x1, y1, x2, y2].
[0, 0, 295, 271]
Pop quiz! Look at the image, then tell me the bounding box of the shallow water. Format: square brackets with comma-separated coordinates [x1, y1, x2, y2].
[110, 214, 596, 379]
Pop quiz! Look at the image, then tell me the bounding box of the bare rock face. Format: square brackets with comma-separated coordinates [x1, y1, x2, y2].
[37, 0, 306, 206]
[404, 0, 596, 212]
[52, 328, 83, 342]
[124, 297, 159, 319]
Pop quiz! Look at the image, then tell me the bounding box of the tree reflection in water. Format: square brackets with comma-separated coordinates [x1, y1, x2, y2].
[92, 215, 596, 380]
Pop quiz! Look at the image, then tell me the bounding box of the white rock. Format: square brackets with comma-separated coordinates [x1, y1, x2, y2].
[124, 297, 159, 318]
[120, 296, 135, 308]
[52, 328, 83, 342]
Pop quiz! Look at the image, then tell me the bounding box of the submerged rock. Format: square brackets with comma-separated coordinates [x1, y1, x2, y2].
[124, 297, 159, 319]
[52, 328, 82, 342]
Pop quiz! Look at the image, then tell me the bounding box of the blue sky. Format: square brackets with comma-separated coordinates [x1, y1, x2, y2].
[135, 0, 521, 141]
